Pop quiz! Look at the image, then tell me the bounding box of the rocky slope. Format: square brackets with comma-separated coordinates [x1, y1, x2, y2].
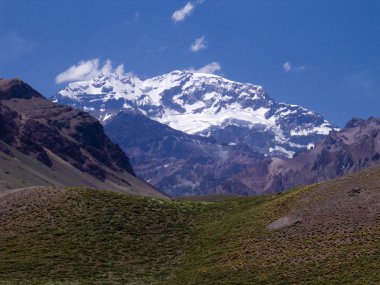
[105, 110, 263, 196]
[0, 78, 167, 199]
[52, 70, 335, 158]
[216, 117, 380, 195]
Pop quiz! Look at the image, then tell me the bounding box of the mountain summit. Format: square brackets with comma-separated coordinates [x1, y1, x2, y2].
[0, 78, 43, 100]
[53, 70, 335, 158]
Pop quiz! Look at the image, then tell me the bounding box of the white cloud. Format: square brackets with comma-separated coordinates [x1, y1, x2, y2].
[283, 62, 292, 72]
[172, 2, 194, 23]
[172, 0, 204, 23]
[283, 61, 306, 72]
[55, 58, 126, 83]
[189, 62, 221, 74]
[191, 36, 207, 52]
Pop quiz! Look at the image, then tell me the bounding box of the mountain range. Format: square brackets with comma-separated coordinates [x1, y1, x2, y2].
[53, 71, 335, 158]
[218, 116, 380, 195]
[53, 71, 339, 196]
[2, 76, 380, 198]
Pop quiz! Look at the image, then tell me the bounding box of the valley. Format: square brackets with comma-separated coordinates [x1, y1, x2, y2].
[0, 166, 378, 284]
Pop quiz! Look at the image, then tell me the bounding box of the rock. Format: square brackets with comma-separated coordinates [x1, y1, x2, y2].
[267, 215, 302, 230]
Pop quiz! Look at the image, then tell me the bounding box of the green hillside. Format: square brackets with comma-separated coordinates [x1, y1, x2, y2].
[0, 167, 379, 284]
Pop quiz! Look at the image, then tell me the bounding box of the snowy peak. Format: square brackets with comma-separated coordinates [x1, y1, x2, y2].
[52, 70, 336, 158]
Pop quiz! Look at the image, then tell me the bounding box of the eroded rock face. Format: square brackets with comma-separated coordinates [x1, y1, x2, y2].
[0, 78, 135, 181]
[0, 103, 19, 144]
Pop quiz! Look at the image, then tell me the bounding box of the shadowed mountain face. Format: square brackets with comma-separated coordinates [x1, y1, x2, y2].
[105, 108, 380, 196]
[105, 110, 265, 196]
[0, 78, 134, 179]
[0, 78, 167, 199]
[0, 78, 43, 100]
[217, 117, 380, 195]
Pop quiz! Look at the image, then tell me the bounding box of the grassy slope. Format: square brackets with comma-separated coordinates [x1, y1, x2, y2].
[0, 167, 379, 284]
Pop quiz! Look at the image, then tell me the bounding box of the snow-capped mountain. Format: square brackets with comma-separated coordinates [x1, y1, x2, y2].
[53, 70, 335, 158]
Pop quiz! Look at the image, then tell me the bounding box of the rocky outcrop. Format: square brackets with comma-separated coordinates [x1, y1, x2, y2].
[0, 78, 135, 181]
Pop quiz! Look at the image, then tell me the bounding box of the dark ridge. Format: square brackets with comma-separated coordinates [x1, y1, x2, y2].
[0, 78, 43, 100]
[368, 116, 380, 124]
[344, 117, 365, 129]
[0, 78, 136, 179]
[344, 117, 380, 129]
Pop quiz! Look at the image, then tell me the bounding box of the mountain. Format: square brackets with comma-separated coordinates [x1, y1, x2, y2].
[52, 70, 335, 158]
[0, 78, 168, 199]
[52, 72, 380, 197]
[0, 166, 378, 284]
[217, 117, 380, 195]
[105, 110, 263, 196]
[52, 71, 337, 196]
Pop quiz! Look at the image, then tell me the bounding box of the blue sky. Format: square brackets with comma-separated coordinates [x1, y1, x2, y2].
[0, 0, 379, 127]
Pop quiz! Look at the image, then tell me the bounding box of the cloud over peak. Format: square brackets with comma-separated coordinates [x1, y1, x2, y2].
[191, 36, 207, 52]
[55, 59, 126, 84]
[189, 61, 221, 74]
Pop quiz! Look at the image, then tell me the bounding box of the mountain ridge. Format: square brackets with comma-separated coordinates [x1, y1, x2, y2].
[53, 70, 336, 158]
[217, 116, 380, 196]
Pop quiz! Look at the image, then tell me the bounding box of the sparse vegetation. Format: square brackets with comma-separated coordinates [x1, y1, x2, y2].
[0, 167, 379, 284]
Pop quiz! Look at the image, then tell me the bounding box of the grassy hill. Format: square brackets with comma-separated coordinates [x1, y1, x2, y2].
[0, 167, 379, 284]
